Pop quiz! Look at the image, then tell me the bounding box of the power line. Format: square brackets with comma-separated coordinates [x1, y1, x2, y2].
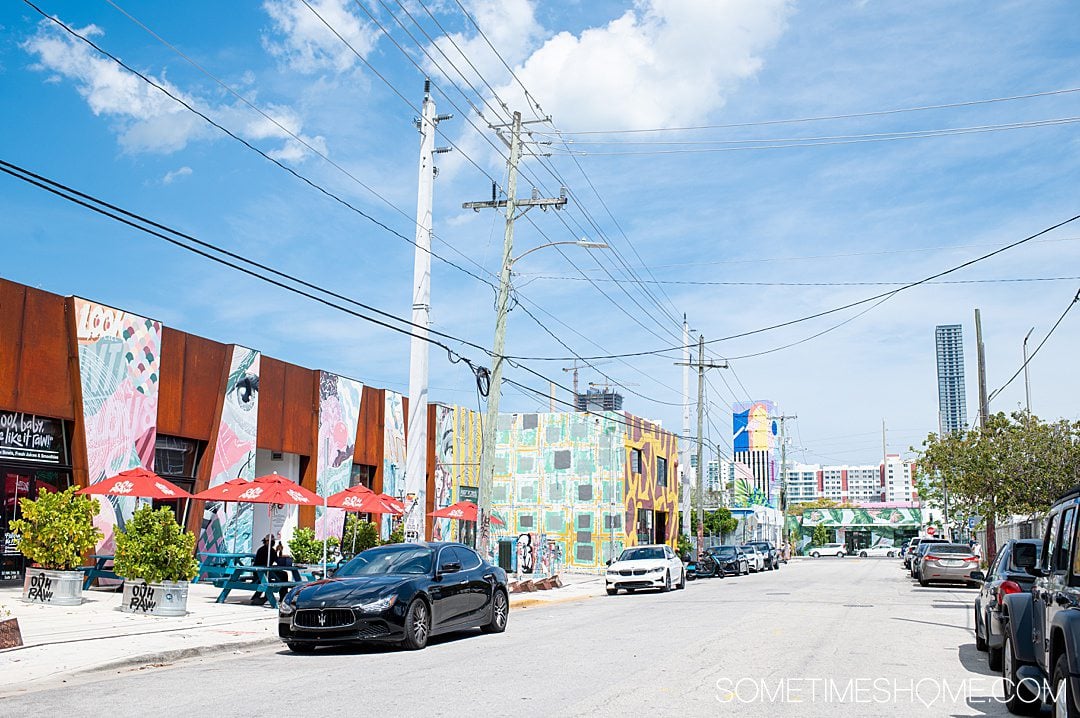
[546, 85, 1080, 135]
[514, 275, 1080, 287]
[503, 211, 1080, 361]
[987, 287, 1080, 403]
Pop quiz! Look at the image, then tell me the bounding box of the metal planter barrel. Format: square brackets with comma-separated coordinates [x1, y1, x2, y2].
[121, 580, 190, 617]
[22, 568, 84, 606]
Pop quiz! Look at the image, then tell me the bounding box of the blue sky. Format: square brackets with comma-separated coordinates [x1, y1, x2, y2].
[1, 0, 1078, 467]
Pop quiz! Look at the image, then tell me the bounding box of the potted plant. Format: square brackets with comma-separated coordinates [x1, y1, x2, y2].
[10, 486, 102, 606]
[0, 603, 22, 649]
[287, 526, 339, 567]
[113, 505, 199, 617]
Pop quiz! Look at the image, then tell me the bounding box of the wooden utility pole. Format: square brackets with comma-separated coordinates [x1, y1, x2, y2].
[463, 111, 565, 558]
[676, 336, 728, 557]
[975, 308, 996, 560]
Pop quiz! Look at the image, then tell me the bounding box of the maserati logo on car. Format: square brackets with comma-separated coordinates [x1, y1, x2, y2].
[318, 611, 327, 627]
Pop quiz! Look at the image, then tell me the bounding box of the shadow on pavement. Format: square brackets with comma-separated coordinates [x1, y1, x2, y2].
[273, 628, 490, 657]
[957, 642, 998, 677]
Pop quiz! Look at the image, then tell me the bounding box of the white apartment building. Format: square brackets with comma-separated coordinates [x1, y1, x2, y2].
[782, 456, 917, 504]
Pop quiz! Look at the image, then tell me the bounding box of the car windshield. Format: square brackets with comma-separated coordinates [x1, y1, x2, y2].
[337, 545, 434, 576]
[709, 547, 736, 556]
[927, 544, 973, 555]
[619, 547, 664, 561]
[740, 546, 757, 553]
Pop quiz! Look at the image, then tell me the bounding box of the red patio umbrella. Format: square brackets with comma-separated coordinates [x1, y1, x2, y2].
[374, 493, 405, 513]
[233, 473, 323, 568]
[429, 500, 505, 525]
[78, 467, 192, 500]
[326, 488, 403, 557]
[193, 478, 255, 555]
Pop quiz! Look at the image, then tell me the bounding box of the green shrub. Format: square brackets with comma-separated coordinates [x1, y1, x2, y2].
[340, 516, 380, 558]
[9, 486, 102, 571]
[288, 527, 339, 564]
[811, 523, 829, 547]
[385, 524, 404, 545]
[114, 505, 199, 584]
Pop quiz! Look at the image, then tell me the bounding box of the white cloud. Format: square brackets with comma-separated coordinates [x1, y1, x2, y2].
[162, 166, 192, 184]
[262, 0, 377, 74]
[23, 19, 326, 160]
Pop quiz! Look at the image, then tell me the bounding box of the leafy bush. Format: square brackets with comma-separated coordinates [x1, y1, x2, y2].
[811, 523, 830, 547]
[340, 516, 380, 559]
[114, 505, 199, 584]
[9, 486, 102, 571]
[676, 533, 692, 558]
[288, 527, 339, 564]
[385, 524, 404, 545]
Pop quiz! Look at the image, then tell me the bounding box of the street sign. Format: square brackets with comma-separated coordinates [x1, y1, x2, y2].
[968, 517, 977, 530]
[927, 526, 936, 536]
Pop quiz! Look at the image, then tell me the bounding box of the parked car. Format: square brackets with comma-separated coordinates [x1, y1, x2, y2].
[971, 539, 1041, 671]
[1000, 487, 1080, 715]
[909, 538, 950, 577]
[858, 545, 898, 557]
[740, 544, 766, 572]
[277, 542, 508, 652]
[745, 541, 781, 570]
[606, 544, 685, 594]
[809, 543, 847, 558]
[902, 537, 923, 569]
[912, 543, 980, 587]
[706, 545, 750, 576]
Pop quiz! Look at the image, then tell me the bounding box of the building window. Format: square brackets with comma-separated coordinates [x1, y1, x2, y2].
[630, 448, 643, 474]
[657, 457, 667, 487]
[153, 435, 203, 525]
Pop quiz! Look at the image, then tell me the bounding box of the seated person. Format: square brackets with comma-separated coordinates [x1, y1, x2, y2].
[251, 535, 289, 604]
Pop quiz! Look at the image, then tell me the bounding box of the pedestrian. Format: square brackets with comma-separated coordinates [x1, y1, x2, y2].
[251, 534, 289, 605]
[970, 539, 981, 558]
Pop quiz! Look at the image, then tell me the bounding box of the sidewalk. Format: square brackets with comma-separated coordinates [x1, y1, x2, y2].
[0, 572, 601, 695]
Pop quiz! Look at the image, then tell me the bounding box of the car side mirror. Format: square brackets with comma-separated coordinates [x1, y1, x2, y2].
[969, 570, 985, 582]
[606, 559, 613, 566]
[439, 562, 461, 575]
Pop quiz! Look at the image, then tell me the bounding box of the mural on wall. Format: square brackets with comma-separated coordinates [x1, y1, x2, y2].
[792, 507, 923, 552]
[431, 404, 482, 542]
[315, 372, 363, 541]
[732, 477, 769, 508]
[732, 400, 777, 452]
[623, 413, 680, 551]
[73, 298, 162, 552]
[382, 391, 406, 538]
[491, 412, 634, 572]
[199, 346, 260, 554]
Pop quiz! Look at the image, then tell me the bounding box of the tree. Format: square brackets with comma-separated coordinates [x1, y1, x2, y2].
[811, 524, 829, 547]
[914, 411, 1080, 560]
[690, 507, 739, 538]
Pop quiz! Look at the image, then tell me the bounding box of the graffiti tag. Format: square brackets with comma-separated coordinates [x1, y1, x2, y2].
[26, 573, 54, 602]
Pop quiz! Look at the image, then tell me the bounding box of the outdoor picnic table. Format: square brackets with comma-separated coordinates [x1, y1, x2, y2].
[79, 554, 119, 589]
[215, 564, 314, 609]
[194, 552, 255, 585]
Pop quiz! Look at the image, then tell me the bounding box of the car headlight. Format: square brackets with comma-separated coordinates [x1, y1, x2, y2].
[279, 599, 296, 616]
[648, 567, 664, 574]
[354, 595, 396, 614]
[606, 569, 618, 575]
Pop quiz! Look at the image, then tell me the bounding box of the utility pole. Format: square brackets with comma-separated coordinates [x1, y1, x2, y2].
[676, 336, 728, 558]
[405, 80, 451, 542]
[774, 414, 797, 511]
[463, 110, 565, 558]
[975, 308, 995, 559]
[681, 316, 692, 543]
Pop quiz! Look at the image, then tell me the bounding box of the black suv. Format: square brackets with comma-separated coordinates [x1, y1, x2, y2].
[1001, 487, 1080, 715]
[745, 541, 780, 571]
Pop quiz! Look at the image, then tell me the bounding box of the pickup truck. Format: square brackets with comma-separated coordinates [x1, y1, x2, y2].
[1000, 486, 1080, 715]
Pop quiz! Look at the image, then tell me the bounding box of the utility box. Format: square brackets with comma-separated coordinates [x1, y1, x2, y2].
[497, 537, 515, 572]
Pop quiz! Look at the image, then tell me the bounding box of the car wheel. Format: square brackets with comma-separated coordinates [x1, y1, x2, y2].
[626, 588, 636, 594]
[1003, 634, 1041, 715]
[401, 598, 430, 650]
[481, 589, 509, 634]
[286, 642, 315, 654]
[677, 569, 686, 590]
[1053, 653, 1079, 718]
[919, 577, 929, 588]
[888, 551, 896, 557]
[811, 552, 820, 558]
[975, 607, 988, 652]
[606, 587, 618, 596]
[860, 551, 868, 558]
[661, 571, 672, 592]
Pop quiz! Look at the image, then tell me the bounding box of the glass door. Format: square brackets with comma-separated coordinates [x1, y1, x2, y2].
[2, 470, 32, 581]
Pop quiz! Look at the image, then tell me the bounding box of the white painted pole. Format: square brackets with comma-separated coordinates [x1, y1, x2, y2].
[405, 81, 438, 543]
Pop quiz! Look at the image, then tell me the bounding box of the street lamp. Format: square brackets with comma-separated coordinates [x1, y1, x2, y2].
[1023, 327, 1035, 417]
[476, 237, 608, 558]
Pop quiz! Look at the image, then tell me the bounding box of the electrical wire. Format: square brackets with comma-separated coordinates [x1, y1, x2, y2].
[513, 275, 1080, 287]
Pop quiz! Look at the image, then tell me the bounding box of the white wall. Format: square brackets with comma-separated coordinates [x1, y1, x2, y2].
[251, 449, 301, 553]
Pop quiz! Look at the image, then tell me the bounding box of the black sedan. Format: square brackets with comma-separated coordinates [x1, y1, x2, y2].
[971, 538, 1040, 671]
[705, 545, 750, 576]
[278, 542, 509, 652]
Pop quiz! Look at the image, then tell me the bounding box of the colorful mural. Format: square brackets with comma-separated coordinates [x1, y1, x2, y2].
[732, 477, 768, 508]
[73, 298, 162, 552]
[490, 411, 678, 573]
[199, 346, 260, 554]
[732, 400, 777, 452]
[314, 372, 363, 541]
[382, 391, 406, 538]
[431, 404, 482, 542]
[623, 414, 680, 551]
[792, 507, 923, 552]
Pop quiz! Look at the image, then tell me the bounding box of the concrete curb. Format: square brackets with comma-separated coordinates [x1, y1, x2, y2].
[511, 593, 594, 610]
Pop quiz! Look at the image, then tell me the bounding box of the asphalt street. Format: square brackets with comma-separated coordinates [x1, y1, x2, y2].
[0, 558, 1009, 717]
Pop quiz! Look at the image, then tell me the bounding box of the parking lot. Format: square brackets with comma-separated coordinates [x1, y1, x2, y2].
[0, 556, 1007, 717]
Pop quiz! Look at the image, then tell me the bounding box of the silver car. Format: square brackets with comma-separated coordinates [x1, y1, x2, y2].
[739, 544, 766, 572]
[916, 543, 980, 587]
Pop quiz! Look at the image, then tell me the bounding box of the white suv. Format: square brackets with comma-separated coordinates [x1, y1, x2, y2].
[810, 543, 847, 558]
[606, 544, 685, 594]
